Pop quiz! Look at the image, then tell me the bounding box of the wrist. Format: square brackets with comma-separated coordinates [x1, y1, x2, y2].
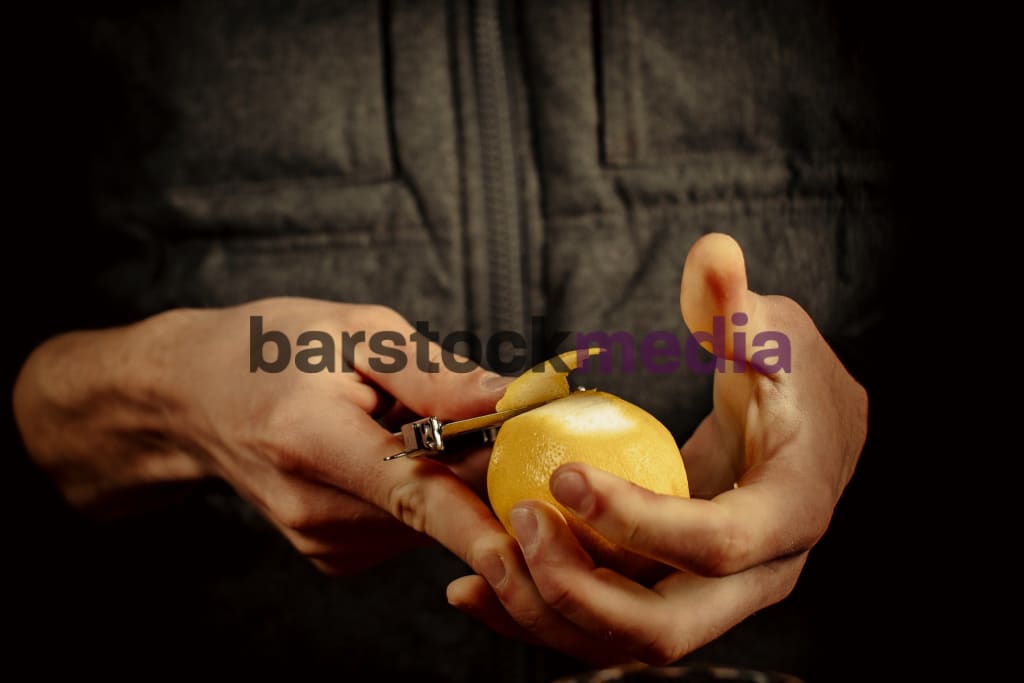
[12, 308, 214, 513]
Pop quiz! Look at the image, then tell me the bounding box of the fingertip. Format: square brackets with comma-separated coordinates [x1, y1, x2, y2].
[446, 573, 544, 646]
[687, 233, 746, 276]
[434, 367, 510, 419]
[447, 574, 484, 607]
[681, 233, 749, 331]
[480, 371, 516, 394]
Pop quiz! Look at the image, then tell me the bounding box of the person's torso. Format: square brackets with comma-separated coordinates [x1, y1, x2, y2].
[75, 2, 894, 678]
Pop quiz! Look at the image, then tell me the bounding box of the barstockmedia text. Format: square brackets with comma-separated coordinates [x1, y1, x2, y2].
[249, 315, 791, 376]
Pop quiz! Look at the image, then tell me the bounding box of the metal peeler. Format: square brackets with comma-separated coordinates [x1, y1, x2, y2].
[384, 399, 558, 462]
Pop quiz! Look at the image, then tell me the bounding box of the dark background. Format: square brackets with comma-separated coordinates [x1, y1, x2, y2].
[4, 1, 945, 680]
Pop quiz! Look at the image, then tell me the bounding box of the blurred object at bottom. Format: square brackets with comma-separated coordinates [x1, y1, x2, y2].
[552, 664, 804, 683]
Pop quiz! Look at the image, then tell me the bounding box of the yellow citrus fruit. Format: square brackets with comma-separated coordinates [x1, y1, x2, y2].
[488, 362, 689, 578]
[495, 348, 604, 413]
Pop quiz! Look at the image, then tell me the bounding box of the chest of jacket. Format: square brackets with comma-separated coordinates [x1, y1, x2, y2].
[85, 0, 891, 433]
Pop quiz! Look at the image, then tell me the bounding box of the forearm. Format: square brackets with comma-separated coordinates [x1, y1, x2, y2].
[12, 309, 212, 515]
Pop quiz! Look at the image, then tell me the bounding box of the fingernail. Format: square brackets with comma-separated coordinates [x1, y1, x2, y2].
[509, 506, 538, 552]
[480, 372, 515, 393]
[478, 552, 506, 588]
[551, 469, 593, 517]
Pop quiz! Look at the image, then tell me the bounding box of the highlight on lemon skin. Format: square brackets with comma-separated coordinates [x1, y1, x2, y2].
[487, 352, 689, 579]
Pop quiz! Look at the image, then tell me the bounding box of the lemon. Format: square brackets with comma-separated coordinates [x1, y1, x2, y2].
[487, 353, 689, 578]
[495, 348, 604, 412]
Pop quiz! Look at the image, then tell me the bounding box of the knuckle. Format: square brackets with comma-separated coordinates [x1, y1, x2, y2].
[764, 560, 803, 607]
[807, 511, 831, 548]
[853, 378, 868, 413]
[289, 535, 324, 557]
[594, 480, 653, 546]
[777, 568, 800, 602]
[697, 516, 748, 576]
[387, 480, 428, 532]
[541, 576, 580, 616]
[258, 413, 316, 476]
[513, 607, 545, 635]
[694, 538, 730, 577]
[468, 537, 515, 597]
[310, 558, 347, 578]
[851, 381, 869, 446]
[363, 304, 403, 327]
[768, 295, 815, 333]
[487, 578, 511, 603]
[800, 482, 836, 548]
[637, 634, 684, 666]
[265, 446, 306, 476]
[621, 514, 645, 549]
[274, 492, 320, 532]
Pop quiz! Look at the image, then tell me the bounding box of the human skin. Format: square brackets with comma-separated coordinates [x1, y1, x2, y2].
[445, 234, 868, 664]
[13, 300, 516, 576]
[13, 233, 867, 665]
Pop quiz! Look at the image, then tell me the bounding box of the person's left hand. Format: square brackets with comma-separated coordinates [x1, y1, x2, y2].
[447, 233, 868, 664]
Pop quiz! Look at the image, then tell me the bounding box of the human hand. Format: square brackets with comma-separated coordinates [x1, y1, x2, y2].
[446, 234, 868, 664]
[14, 298, 514, 575]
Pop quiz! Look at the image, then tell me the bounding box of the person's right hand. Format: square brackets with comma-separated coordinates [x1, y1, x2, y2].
[16, 298, 655, 663]
[16, 297, 678, 664]
[13, 298, 512, 576]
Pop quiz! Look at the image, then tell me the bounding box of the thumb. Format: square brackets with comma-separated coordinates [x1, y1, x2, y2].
[679, 234, 786, 492]
[680, 233, 766, 366]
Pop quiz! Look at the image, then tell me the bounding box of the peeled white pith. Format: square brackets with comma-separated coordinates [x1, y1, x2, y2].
[528, 392, 636, 433]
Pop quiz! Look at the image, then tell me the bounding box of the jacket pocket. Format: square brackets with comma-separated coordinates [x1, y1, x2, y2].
[597, 0, 884, 167]
[90, 0, 398, 234]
